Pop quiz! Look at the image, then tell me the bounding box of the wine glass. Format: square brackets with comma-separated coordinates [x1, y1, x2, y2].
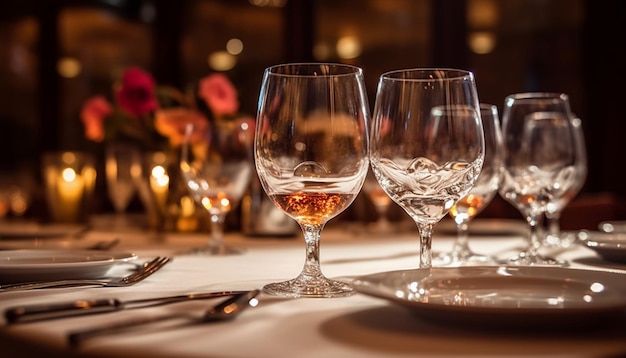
[180, 119, 254, 255]
[542, 115, 587, 247]
[370, 68, 485, 269]
[362, 168, 395, 233]
[105, 142, 140, 217]
[433, 103, 503, 266]
[499, 92, 577, 266]
[255, 63, 369, 298]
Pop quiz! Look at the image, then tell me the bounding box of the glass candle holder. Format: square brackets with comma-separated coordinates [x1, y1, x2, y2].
[42, 151, 96, 223]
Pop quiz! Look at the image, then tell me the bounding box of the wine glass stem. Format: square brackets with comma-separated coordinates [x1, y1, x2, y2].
[301, 224, 323, 277]
[527, 214, 543, 255]
[418, 223, 433, 268]
[453, 221, 471, 253]
[210, 213, 226, 249]
[545, 210, 561, 238]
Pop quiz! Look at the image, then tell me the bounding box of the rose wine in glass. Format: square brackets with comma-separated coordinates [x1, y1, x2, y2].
[370, 68, 484, 269]
[255, 63, 370, 298]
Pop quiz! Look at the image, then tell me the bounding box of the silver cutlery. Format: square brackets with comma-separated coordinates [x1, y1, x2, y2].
[5, 289, 251, 323]
[68, 289, 261, 348]
[0, 256, 171, 292]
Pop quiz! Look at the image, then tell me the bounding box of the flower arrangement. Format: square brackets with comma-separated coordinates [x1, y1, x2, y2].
[80, 66, 252, 150]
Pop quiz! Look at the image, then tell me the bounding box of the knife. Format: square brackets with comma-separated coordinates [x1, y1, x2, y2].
[4, 290, 250, 323]
[67, 289, 261, 348]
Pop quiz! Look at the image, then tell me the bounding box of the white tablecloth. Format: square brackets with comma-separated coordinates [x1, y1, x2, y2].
[1, 218, 625, 358]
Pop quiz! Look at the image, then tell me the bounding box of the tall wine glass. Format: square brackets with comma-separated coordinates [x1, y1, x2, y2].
[543, 116, 587, 248]
[499, 92, 577, 266]
[362, 168, 395, 233]
[434, 103, 503, 266]
[370, 68, 485, 269]
[180, 119, 253, 255]
[255, 63, 369, 298]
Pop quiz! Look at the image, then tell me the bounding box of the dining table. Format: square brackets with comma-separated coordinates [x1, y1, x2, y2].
[1, 214, 625, 358]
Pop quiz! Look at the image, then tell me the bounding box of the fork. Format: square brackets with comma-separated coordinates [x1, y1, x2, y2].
[0, 256, 171, 292]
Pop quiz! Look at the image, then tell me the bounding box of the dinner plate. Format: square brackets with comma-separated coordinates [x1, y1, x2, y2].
[577, 230, 626, 264]
[0, 249, 137, 284]
[0, 222, 87, 239]
[435, 218, 527, 236]
[352, 266, 626, 329]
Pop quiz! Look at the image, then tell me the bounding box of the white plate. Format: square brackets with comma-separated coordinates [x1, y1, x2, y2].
[577, 230, 626, 264]
[352, 266, 626, 329]
[436, 218, 527, 236]
[0, 249, 137, 284]
[0, 222, 87, 239]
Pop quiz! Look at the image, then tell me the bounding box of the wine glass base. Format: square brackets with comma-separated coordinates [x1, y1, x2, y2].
[433, 250, 497, 267]
[500, 251, 569, 267]
[263, 276, 355, 298]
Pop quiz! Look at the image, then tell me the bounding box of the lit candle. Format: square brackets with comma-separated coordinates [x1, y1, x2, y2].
[149, 165, 169, 209]
[56, 167, 85, 222]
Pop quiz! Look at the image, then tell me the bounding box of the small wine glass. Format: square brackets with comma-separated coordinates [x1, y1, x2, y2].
[543, 116, 587, 248]
[433, 103, 503, 266]
[499, 92, 577, 266]
[362, 168, 395, 233]
[180, 119, 254, 255]
[105, 142, 140, 216]
[255, 63, 370, 298]
[370, 68, 485, 269]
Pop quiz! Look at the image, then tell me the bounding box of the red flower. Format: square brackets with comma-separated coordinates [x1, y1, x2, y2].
[80, 95, 112, 142]
[116, 67, 158, 118]
[198, 73, 239, 117]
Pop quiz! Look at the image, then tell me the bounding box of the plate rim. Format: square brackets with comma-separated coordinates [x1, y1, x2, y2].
[0, 249, 137, 269]
[352, 266, 626, 316]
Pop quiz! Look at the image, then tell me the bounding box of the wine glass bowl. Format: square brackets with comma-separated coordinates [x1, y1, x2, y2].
[499, 92, 577, 266]
[543, 116, 587, 248]
[254, 63, 370, 298]
[181, 119, 253, 255]
[369, 68, 485, 269]
[434, 103, 503, 266]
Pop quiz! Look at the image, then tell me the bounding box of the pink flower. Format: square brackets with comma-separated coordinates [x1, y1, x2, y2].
[154, 108, 209, 147]
[116, 67, 158, 117]
[80, 95, 112, 142]
[198, 73, 239, 117]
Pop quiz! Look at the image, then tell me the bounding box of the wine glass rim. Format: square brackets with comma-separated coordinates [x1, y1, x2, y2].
[505, 92, 569, 101]
[380, 68, 474, 81]
[265, 62, 363, 77]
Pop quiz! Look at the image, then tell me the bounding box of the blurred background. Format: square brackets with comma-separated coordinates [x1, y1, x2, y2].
[0, 0, 624, 228]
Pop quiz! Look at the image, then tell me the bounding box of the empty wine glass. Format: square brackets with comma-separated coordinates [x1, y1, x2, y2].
[255, 63, 369, 297]
[433, 103, 503, 266]
[499, 92, 577, 266]
[105, 142, 140, 216]
[543, 116, 587, 248]
[180, 119, 253, 255]
[370, 68, 485, 269]
[362, 168, 395, 233]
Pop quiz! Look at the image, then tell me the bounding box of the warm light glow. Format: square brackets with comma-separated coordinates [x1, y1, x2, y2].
[57, 57, 82, 78]
[208, 51, 237, 71]
[226, 38, 244, 55]
[62, 168, 77, 182]
[468, 0, 499, 28]
[336, 36, 361, 59]
[469, 31, 496, 54]
[313, 42, 332, 61]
